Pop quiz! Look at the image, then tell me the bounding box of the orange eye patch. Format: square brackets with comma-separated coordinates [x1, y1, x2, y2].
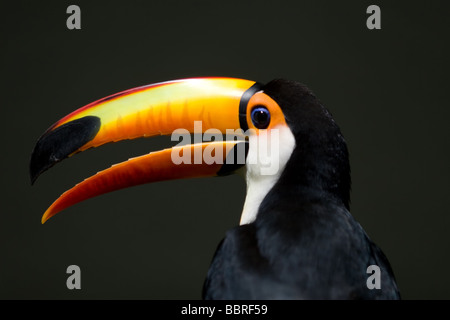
[246, 92, 287, 133]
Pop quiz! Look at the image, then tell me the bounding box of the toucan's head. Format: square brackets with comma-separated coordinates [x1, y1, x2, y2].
[30, 78, 350, 224]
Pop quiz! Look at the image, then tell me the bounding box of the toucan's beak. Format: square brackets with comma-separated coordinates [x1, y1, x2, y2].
[30, 77, 261, 223]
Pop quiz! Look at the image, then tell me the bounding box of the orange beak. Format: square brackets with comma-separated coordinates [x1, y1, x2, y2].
[30, 77, 262, 223]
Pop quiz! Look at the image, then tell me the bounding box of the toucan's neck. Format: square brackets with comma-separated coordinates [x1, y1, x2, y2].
[252, 137, 351, 240]
[239, 125, 350, 226]
[277, 128, 351, 211]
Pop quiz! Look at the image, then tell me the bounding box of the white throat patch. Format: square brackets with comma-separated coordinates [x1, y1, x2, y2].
[239, 125, 296, 225]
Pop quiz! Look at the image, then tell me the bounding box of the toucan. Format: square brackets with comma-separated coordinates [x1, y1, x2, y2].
[30, 78, 400, 299]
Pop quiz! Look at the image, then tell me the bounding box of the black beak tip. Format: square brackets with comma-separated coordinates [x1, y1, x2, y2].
[29, 116, 101, 185]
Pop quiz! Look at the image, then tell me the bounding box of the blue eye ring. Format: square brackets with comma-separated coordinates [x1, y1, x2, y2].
[250, 106, 271, 129]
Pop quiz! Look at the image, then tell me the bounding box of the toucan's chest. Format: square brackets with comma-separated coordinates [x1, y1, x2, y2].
[204, 200, 397, 300]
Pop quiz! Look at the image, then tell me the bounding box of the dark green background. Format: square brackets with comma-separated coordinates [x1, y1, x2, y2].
[1, 0, 449, 299]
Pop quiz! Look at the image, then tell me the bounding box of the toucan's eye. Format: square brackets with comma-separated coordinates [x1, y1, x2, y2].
[251, 106, 271, 129]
